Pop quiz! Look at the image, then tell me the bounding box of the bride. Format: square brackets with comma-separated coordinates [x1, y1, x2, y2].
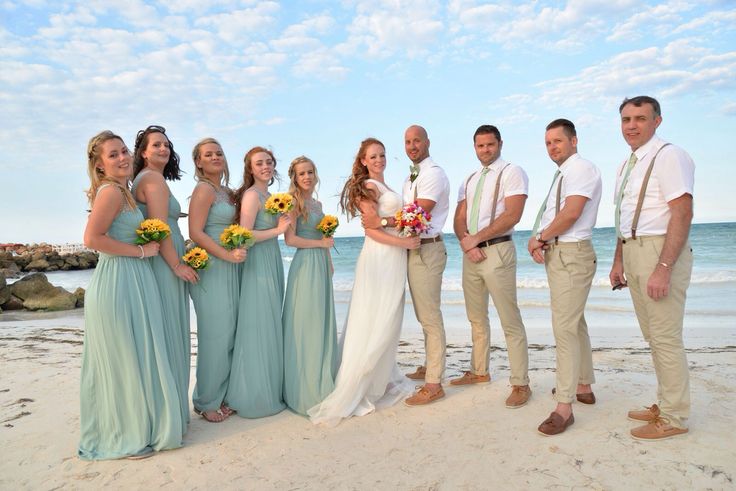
[308, 138, 420, 426]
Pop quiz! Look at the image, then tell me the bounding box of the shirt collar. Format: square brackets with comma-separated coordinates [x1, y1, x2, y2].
[481, 157, 506, 172]
[557, 153, 579, 175]
[415, 156, 434, 170]
[633, 134, 663, 161]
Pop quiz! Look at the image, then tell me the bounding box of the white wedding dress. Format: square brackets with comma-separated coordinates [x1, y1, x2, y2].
[308, 180, 415, 426]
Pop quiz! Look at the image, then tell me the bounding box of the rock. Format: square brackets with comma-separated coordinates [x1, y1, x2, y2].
[2, 294, 24, 310]
[24, 258, 50, 271]
[0, 272, 9, 306]
[9, 272, 77, 311]
[74, 287, 85, 308]
[0, 264, 21, 279]
[14, 253, 31, 269]
[64, 255, 80, 268]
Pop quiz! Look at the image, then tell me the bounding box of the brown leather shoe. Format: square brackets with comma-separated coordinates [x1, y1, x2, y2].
[551, 388, 596, 405]
[404, 385, 445, 406]
[406, 366, 426, 381]
[538, 412, 575, 436]
[630, 417, 688, 440]
[505, 385, 532, 408]
[449, 371, 491, 386]
[628, 404, 660, 422]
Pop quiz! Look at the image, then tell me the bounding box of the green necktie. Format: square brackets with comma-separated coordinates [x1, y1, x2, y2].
[532, 170, 561, 235]
[615, 152, 638, 239]
[468, 167, 490, 234]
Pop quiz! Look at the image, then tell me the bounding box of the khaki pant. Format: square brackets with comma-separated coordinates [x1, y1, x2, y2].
[462, 240, 529, 386]
[545, 241, 597, 404]
[407, 240, 447, 384]
[623, 235, 693, 429]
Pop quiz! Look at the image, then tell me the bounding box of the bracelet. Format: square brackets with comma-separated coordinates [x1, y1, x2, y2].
[138, 245, 145, 259]
[658, 262, 672, 270]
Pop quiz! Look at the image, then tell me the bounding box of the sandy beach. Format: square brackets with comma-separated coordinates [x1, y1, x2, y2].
[1, 309, 735, 490]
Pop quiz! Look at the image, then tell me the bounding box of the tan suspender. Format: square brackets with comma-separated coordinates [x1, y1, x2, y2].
[626, 143, 671, 239]
[463, 164, 509, 228]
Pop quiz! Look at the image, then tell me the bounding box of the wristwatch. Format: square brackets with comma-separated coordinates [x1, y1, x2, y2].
[380, 218, 389, 227]
[535, 232, 543, 242]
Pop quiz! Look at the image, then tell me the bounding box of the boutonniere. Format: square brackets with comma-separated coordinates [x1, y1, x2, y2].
[409, 165, 419, 183]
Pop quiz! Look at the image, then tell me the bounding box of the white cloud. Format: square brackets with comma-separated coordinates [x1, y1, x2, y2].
[606, 1, 694, 42]
[194, 2, 280, 44]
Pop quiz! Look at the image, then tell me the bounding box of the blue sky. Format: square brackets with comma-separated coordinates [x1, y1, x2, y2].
[1, 0, 735, 243]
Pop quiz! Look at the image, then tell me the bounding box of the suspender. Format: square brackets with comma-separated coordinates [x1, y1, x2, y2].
[620, 143, 671, 239]
[463, 164, 509, 228]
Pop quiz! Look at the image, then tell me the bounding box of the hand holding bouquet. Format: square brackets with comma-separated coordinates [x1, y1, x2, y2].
[135, 218, 171, 244]
[316, 214, 340, 254]
[220, 224, 255, 250]
[395, 201, 432, 237]
[264, 193, 294, 215]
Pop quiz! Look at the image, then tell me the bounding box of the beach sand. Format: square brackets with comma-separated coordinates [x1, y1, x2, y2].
[1, 310, 735, 490]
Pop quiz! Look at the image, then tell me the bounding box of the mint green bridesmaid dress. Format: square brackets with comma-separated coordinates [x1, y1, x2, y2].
[79, 195, 183, 460]
[189, 183, 241, 414]
[226, 190, 286, 417]
[282, 202, 337, 415]
[131, 172, 190, 430]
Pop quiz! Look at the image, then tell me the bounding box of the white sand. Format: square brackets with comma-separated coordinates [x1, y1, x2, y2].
[1, 310, 735, 489]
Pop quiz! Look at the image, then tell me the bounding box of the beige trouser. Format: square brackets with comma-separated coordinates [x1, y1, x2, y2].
[545, 240, 597, 404]
[623, 235, 692, 429]
[462, 240, 529, 386]
[407, 239, 447, 384]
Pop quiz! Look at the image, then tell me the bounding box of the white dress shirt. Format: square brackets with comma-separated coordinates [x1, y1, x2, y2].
[614, 135, 695, 238]
[538, 153, 602, 242]
[457, 157, 528, 236]
[402, 156, 450, 238]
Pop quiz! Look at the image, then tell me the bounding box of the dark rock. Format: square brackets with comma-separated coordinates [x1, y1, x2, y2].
[0, 272, 9, 306]
[2, 294, 24, 310]
[74, 287, 85, 308]
[24, 258, 50, 271]
[9, 272, 77, 311]
[14, 253, 31, 269]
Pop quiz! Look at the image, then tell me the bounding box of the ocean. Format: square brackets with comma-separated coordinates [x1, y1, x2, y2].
[38, 222, 736, 347]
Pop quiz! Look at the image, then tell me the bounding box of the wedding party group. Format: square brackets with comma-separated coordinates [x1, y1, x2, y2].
[78, 95, 695, 461]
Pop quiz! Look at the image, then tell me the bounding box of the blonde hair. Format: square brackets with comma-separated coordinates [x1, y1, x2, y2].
[287, 156, 319, 222]
[339, 138, 383, 219]
[85, 130, 136, 209]
[192, 137, 231, 188]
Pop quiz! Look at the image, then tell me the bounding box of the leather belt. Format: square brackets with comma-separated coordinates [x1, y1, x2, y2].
[477, 235, 512, 248]
[420, 235, 443, 245]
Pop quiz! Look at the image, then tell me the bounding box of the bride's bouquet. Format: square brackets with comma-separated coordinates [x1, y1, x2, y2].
[395, 201, 432, 237]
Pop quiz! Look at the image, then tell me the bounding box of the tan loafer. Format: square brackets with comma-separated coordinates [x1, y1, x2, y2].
[551, 388, 596, 405]
[631, 417, 688, 440]
[506, 385, 532, 408]
[538, 412, 575, 436]
[406, 366, 426, 381]
[449, 371, 491, 386]
[628, 404, 660, 422]
[404, 385, 445, 406]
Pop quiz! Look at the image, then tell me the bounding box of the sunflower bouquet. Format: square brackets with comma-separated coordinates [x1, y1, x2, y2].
[316, 215, 339, 238]
[395, 201, 432, 237]
[135, 218, 171, 244]
[264, 193, 294, 215]
[220, 224, 255, 250]
[182, 247, 209, 270]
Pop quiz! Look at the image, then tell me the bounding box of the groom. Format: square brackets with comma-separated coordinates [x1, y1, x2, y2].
[364, 125, 450, 405]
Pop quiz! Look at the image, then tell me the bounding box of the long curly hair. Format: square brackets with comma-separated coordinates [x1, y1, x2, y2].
[191, 137, 234, 201]
[287, 156, 319, 222]
[85, 130, 136, 209]
[133, 125, 182, 180]
[339, 138, 383, 219]
[233, 146, 279, 222]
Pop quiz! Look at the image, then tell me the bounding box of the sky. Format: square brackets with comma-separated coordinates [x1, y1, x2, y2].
[1, 0, 735, 243]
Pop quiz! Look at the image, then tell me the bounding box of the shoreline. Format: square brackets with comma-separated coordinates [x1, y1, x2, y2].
[1, 315, 735, 489]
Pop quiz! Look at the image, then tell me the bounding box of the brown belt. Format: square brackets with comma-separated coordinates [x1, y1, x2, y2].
[477, 235, 512, 248]
[420, 235, 443, 245]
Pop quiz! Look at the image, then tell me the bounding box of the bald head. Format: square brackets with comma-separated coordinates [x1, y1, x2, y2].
[404, 125, 430, 164]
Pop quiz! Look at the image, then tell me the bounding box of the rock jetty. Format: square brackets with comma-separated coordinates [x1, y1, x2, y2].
[0, 243, 98, 279]
[0, 272, 84, 312]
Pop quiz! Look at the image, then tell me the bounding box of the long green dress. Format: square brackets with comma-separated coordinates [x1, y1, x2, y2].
[79, 189, 183, 460]
[189, 182, 241, 413]
[227, 189, 286, 417]
[131, 171, 190, 430]
[282, 201, 338, 415]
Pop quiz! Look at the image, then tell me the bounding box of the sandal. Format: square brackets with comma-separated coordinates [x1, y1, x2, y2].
[194, 407, 227, 423]
[220, 403, 236, 417]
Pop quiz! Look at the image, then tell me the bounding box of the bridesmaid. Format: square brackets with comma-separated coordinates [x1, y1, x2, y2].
[131, 125, 198, 430]
[188, 137, 246, 423]
[79, 130, 182, 460]
[282, 156, 338, 415]
[226, 146, 290, 417]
